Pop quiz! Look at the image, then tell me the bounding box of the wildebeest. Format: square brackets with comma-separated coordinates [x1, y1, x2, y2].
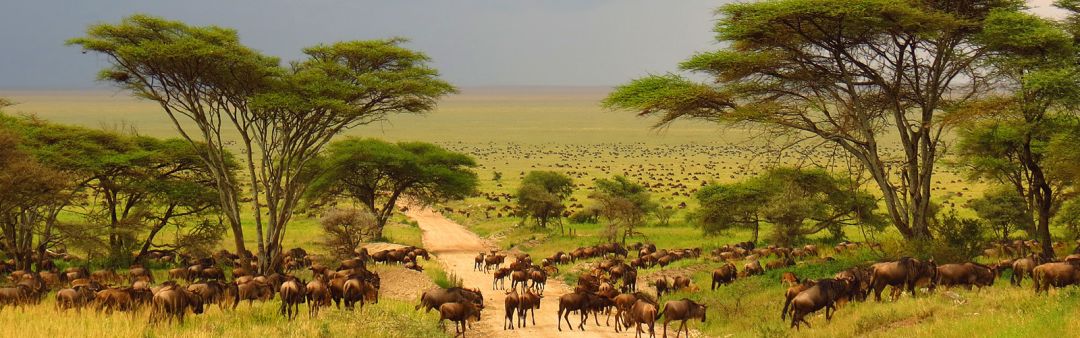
[780, 272, 800, 287]
[711, 263, 737, 290]
[1011, 255, 1042, 286]
[416, 287, 484, 313]
[788, 278, 851, 329]
[529, 268, 547, 294]
[235, 279, 272, 308]
[150, 285, 205, 324]
[0, 285, 30, 310]
[661, 298, 707, 338]
[869, 257, 936, 301]
[743, 260, 764, 277]
[439, 301, 482, 338]
[627, 298, 660, 338]
[503, 288, 521, 330]
[936, 263, 996, 290]
[95, 288, 136, 314]
[56, 286, 95, 312]
[557, 291, 593, 331]
[279, 277, 307, 320]
[781, 280, 816, 320]
[1032, 261, 1080, 294]
[306, 277, 331, 317]
[518, 288, 542, 327]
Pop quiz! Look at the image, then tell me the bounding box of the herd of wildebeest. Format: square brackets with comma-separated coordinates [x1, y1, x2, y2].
[0, 237, 1079, 337]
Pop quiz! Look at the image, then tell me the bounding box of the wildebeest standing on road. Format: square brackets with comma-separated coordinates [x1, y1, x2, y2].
[661, 298, 707, 338]
[439, 301, 482, 338]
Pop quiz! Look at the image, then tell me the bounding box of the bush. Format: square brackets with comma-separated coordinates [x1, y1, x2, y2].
[320, 208, 377, 260]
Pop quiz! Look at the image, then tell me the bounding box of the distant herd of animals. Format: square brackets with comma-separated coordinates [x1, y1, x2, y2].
[0, 238, 1078, 337]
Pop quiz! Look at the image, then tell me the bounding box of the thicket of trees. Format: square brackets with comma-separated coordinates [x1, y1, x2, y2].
[69, 14, 456, 272]
[0, 114, 227, 270]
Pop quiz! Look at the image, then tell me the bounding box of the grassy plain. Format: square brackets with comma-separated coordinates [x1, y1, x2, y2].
[2, 88, 1064, 338]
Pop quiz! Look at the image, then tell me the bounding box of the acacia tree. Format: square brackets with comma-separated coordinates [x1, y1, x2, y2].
[696, 168, 883, 246]
[306, 139, 478, 239]
[591, 176, 656, 244]
[70, 15, 455, 272]
[516, 171, 574, 232]
[955, 9, 1080, 257]
[604, 0, 1025, 240]
[0, 129, 69, 271]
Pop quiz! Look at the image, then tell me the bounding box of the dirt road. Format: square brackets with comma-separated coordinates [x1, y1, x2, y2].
[407, 207, 640, 338]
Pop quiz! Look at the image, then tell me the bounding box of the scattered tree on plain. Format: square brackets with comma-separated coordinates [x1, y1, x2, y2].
[591, 176, 656, 244]
[515, 171, 574, 232]
[306, 138, 478, 239]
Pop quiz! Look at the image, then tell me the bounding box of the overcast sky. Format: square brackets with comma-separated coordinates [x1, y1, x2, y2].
[0, 0, 1068, 89]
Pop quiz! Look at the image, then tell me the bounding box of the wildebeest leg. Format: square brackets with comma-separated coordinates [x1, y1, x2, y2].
[558, 307, 566, 331]
[580, 310, 587, 330]
[663, 319, 669, 338]
[636, 322, 643, 338]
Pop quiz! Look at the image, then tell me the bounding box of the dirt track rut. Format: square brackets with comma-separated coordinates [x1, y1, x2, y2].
[407, 207, 639, 338]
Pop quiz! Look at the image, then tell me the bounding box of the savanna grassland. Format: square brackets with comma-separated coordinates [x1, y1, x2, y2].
[5, 88, 1070, 338]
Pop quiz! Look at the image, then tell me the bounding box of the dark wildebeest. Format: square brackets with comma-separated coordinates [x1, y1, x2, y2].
[511, 270, 529, 291]
[306, 277, 331, 317]
[613, 292, 654, 333]
[504, 289, 521, 330]
[416, 287, 484, 313]
[869, 257, 936, 302]
[150, 286, 204, 324]
[474, 253, 486, 271]
[789, 278, 851, 329]
[781, 280, 816, 320]
[711, 263, 737, 290]
[557, 291, 593, 331]
[628, 298, 660, 338]
[1032, 261, 1080, 294]
[0, 285, 30, 310]
[279, 277, 306, 320]
[234, 279, 272, 308]
[655, 278, 671, 298]
[1011, 255, 1042, 286]
[518, 288, 542, 328]
[936, 263, 997, 290]
[341, 276, 377, 310]
[187, 281, 229, 311]
[529, 268, 547, 294]
[56, 286, 95, 312]
[834, 267, 871, 302]
[744, 260, 764, 276]
[780, 272, 800, 288]
[492, 267, 510, 290]
[661, 298, 707, 338]
[439, 301, 482, 338]
[95, 288, 136, 314]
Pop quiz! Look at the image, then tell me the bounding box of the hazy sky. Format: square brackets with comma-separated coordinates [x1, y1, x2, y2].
[0, 1, 1068, 89]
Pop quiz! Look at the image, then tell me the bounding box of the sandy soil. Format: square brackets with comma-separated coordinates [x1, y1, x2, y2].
[406, 206, 642, 338]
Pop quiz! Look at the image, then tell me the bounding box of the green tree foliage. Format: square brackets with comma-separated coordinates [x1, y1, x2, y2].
[929, 209, 987, 262]
[0, 128, 70, 271]
[70, 15, 455, 272]
[953, 7, 1080, 257]
[970, 186, 1034, 242]
[515, 171, 574, 232]
[307, 139, 477, 239]
[604, 0, 1027, 240]
[591, 176, 656, 244]
[0, 114, 228, 265]
[695, 168, 882, 246]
